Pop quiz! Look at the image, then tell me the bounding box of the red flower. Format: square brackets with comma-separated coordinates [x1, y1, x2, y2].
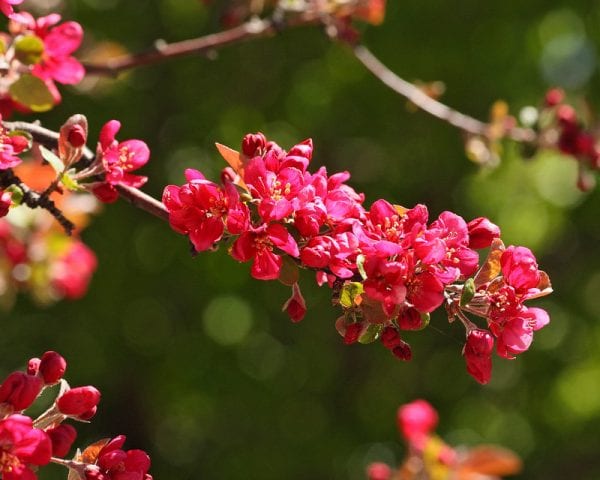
[85, 435, 152, 480]
[0, 0, 22, 18]
[0, 414, 51, 480]
[231, 223, 299, 280]
[12, 13, 84, 85]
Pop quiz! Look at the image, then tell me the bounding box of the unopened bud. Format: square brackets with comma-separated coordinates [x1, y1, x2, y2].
[544, 88, 564, 107]
[46, 424, 77, 457]
[392, 341, 412, 361]
[39, 351, 67, 384]
[58, 114, 88, 166]
[467, 217, 501, 249]
[366, 462, 392, 480]
[0, 371, 43, 411]
[344, 322, 363, 345]
[380, 326, 401, 349]
[463, 329, 494, 384]
[397, 307, 424, 330]
[27, 358, 40, 376]
[241, 132, 266, 157]
[56, 386, 101, 416]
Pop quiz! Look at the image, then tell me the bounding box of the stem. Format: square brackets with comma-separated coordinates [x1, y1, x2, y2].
[83, 13, 319, 76]
[351, 45, 537, 143]
[116, 184, 169, 222]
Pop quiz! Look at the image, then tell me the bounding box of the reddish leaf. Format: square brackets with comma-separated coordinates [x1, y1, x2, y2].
[474, 238, 505, 288]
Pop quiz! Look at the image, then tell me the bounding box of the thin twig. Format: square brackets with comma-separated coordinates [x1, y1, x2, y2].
[83, 13, 319, 76]
[352, 45, 537, 143]
[116, 184, 169, 222]
[0, 169, 75, 234]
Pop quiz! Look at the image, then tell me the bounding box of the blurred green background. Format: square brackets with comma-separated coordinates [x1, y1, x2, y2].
[3, 0, 600, 478]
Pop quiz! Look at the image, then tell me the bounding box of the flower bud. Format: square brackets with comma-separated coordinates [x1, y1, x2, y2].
[57, 386, 101, 416]
[467, 217, 501, 249]
[39, 351, 67, 384]
[344, 322, 363, 345]
[241, 132, 266, 157]
[0, 371, 43, 411]
[463, 329, 494, 384]
[59, 114, 88, 167]
[397, 399, 438, 444]
[366, 462, 392, 480]
[380, 326, 401, 349]
[544, 88, 564, 107]
[287, 138, 313, 160]
[397, 307, 423, 330]
[46, 424, 77, 457]
[27, 358, 40, 376]
[282, 283, 306, 323]
[391, 341, 412, 361]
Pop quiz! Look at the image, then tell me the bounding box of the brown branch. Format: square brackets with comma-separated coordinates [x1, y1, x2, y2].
[351, 45, 537, 143]
[0, 169, 75, 234]
[2, 120, 168, 228]
[83, 13, 319, 76]
[115, 184, 169, 222]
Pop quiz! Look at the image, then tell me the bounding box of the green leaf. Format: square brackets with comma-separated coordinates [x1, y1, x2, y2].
[9, 74, 55, 112]
[358, 323, 382, 344]
[460, 278, 476, 306]
[39, 145, 64, 174]
[61, 172, 83, 192]
[419, 312, 430, 330]
[356, 254, 367, 280]
[14, 35, 44, 65]
[340, 282, 364, 308]
[5, 185, 23, 205]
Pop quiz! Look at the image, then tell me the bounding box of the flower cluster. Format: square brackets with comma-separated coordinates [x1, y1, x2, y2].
[0, 10, 84, 116]
[0, 351, 152, 480]
[163, 133, 552, 383]
[541, 88, 599, 191]
[366, 399, 521, 480]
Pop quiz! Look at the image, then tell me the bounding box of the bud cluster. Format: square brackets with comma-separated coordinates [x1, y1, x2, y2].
[0, 351, 152, 480]
[366, 399, 521, 480]
[163, 132, 552, 383]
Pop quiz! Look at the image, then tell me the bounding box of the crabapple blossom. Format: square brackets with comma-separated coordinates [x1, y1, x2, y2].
[163, 132, 552, 383]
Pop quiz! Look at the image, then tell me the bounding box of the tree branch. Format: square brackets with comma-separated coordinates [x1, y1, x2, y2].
[351, 45, 537, 143]
[116, 184, 169, 222]
[2, 120, 167, 229]
[83, 13, 319, 76]
[0, 169, 75, 234]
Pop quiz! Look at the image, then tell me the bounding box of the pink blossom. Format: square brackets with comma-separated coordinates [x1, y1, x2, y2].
[13, 13, 84, 85]
[231, 223, 299, 280]
[85, 435, 152, 480]
[0, 119, 29, 169]
[0, 414, 51, 480]
[50, 241, 97, 299]
[491, 314, 534, 359]
[500, 245, 541, 292]
[0, 0, 22, 18]
[397, 399, 438, 448]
